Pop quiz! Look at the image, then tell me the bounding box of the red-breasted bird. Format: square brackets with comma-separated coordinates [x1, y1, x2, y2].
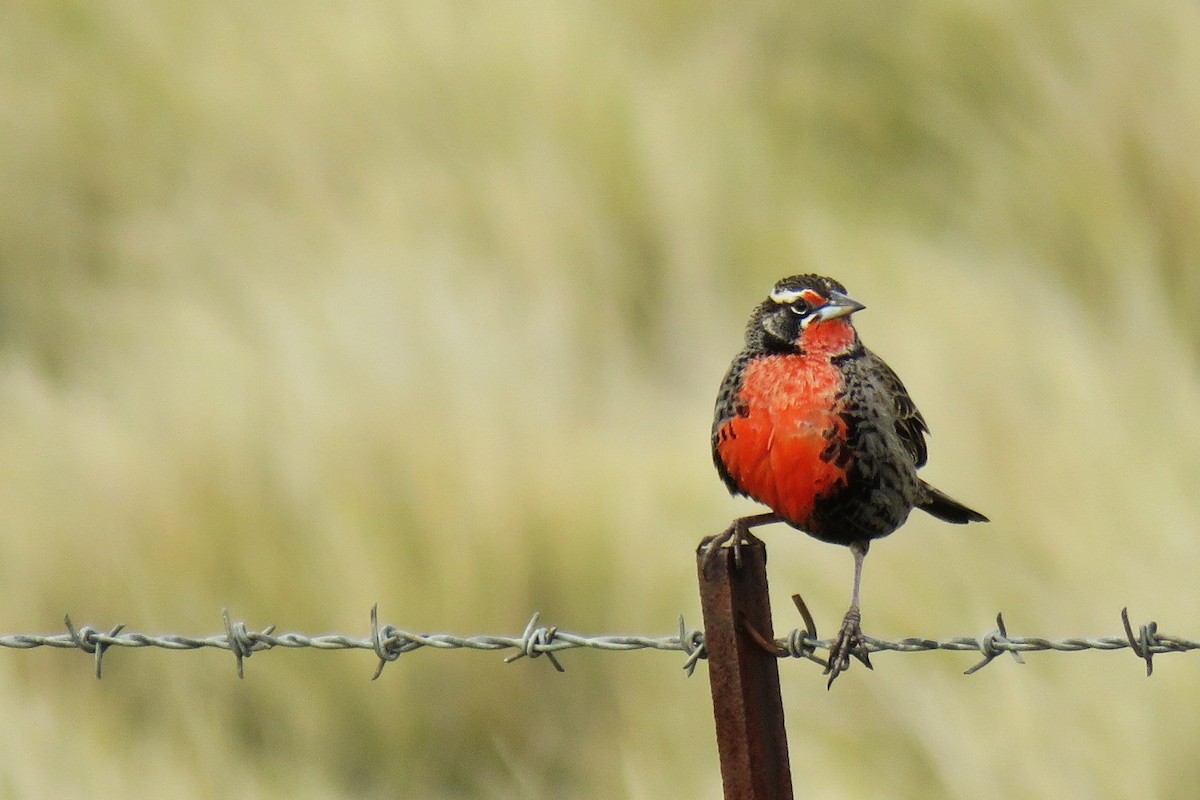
[704, 274, 987, 686]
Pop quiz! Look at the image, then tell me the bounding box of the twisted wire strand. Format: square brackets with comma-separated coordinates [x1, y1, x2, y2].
[0, 606, 1186, 678]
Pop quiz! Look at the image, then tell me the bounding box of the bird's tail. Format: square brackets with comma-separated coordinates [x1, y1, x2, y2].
[918, 481, 989, 524]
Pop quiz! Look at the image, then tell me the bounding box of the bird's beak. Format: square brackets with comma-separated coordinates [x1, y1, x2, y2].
[814, 290, 866, 321]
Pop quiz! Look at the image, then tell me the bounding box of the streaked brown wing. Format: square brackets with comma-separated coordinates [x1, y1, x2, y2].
[862, 348, 929, 468]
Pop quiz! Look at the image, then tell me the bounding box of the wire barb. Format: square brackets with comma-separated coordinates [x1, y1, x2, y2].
[776, 595, 827, 668]
[678, 615, 706, 677]
[371, 604, 404, 680]
[1121, 607, 1159, 676]
[222, 609, 276, 679]
[503, 613, 565, 672]
[64, 615, 126, 679]
[964, 612, 1025, 675]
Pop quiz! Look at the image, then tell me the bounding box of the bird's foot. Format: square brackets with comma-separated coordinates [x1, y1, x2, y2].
[823, 605, 873, 689]
[699, 521, 760, 574]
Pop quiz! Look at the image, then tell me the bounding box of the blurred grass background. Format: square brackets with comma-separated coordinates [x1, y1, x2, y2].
[1, 2, 1199, 797]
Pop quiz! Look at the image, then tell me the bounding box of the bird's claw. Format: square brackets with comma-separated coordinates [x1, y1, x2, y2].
[823, 605, 872, 688]
[700, 523, 758, 574]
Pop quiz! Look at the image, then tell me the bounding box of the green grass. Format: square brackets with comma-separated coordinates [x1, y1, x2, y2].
[2, 2, 1200, 797]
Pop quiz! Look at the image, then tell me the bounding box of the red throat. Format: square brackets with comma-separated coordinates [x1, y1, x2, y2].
[798, 318, 857, 357]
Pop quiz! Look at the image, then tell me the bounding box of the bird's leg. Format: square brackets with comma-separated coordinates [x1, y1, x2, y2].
[824, 540, 873, 688]
[700, 512, 781, 573]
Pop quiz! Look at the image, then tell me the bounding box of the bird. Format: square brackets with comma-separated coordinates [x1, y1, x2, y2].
[704, 274, 987, 686]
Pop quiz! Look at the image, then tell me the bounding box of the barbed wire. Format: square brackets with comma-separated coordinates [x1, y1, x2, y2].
[0, 605, 1186, 679]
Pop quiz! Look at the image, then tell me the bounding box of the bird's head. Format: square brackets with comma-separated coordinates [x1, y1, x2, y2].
[751, 274, 865, 356]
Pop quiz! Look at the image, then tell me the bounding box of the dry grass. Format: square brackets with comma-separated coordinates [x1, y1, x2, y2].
[2, 2, 1199, 798]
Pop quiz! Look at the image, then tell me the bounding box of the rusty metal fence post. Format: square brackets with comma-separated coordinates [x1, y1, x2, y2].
[697, 540, 794, 800]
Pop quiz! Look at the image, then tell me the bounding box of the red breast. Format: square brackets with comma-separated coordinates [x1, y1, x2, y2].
[714, 318, 856, 532]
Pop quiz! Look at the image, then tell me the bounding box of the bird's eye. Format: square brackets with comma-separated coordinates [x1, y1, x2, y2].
[788, 301, 810, 316]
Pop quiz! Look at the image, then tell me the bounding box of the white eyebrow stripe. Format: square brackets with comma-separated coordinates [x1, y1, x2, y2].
[769, 288, 804, 304]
